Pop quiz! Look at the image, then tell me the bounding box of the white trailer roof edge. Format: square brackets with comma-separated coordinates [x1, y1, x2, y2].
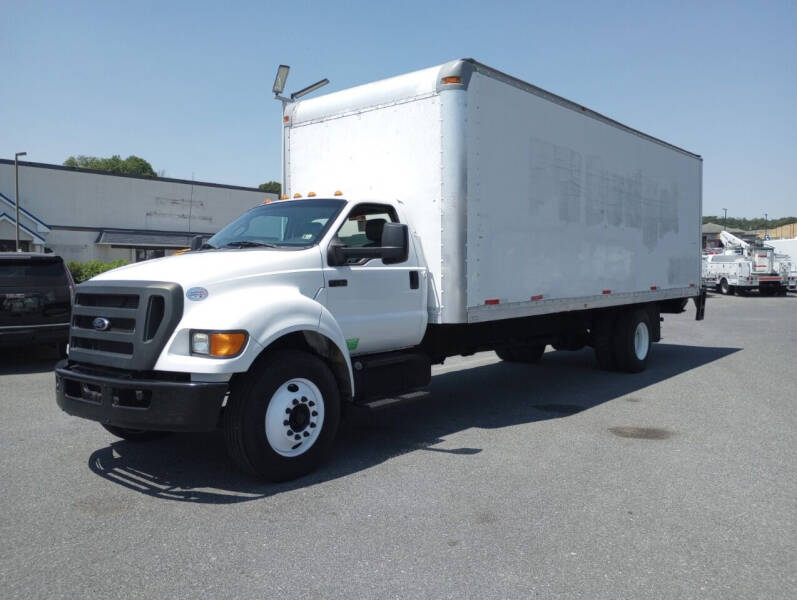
[448, 59, 701, 161]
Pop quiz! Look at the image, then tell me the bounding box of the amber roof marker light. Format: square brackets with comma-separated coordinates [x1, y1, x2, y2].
[272, 64, 330, 199]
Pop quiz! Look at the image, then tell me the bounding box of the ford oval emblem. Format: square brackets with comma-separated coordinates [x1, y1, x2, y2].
[92, 317, 110, 331]
[186, 287, 208, 301]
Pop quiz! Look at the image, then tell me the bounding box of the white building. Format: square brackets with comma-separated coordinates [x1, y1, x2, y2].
[0, 159, 274, 262]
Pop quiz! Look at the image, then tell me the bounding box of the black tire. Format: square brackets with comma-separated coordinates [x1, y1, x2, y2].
[719, 279, 734, 295]
[223, 350, 341, 482]
[496, 343, 545, 363]
[592, 313, 618, 371]
[759, 286, 774, 297]
[101, 424, 171, 442]
[612, 309, 652, 373]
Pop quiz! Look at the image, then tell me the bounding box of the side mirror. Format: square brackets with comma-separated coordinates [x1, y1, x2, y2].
[326, 223, 409, 267]
[327, 238, 346, 266]
[190, 235, 204, 251]
[380, 223, 409, 264]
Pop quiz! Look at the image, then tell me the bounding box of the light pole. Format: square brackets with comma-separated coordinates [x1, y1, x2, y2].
[722, 208, 727, 230]
[764, 212, 768, 240]
[14, 151, 27, 252]
[272, 65, 329, 197]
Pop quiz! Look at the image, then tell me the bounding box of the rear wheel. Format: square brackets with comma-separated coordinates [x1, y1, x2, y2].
[612, 309, 651, 373]
[223, 350, 341, 482]
[101, 424, 170, 442]
[719, 278, 734, 295]
[496, 343, 546, 363]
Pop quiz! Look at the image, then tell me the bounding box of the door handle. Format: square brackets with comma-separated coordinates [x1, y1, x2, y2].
[329, 279, 348, 287]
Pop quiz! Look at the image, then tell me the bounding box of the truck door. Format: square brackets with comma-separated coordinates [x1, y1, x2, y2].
[323, 203, 426, 355]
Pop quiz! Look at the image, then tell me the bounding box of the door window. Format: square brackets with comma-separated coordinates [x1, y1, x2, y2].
[336, 205, 398, 249]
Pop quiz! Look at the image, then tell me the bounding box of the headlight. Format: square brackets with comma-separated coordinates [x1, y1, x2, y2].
[190, 330, 248, 358]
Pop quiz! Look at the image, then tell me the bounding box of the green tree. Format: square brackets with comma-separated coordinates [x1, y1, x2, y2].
[258, 180, 281, 195]
[703, 215, 797, 230]
[63, 155, 157, 178]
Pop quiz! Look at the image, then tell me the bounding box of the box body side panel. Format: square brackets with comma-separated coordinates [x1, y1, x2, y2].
[465, 72, 702, 317]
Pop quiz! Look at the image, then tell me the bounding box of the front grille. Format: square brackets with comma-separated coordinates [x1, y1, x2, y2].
[73, 314, 136, 332]
[68, 281, 183, 370]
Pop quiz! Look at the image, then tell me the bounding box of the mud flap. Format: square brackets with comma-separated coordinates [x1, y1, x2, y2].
[694, 288, 707, 321]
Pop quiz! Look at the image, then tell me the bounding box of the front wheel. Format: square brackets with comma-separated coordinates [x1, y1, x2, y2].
[223, 350, 341, 482]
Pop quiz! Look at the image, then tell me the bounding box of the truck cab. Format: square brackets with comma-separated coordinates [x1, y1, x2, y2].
[56, 197, 429, 480]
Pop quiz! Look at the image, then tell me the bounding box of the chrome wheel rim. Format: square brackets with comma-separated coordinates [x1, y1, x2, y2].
[633, 322, 650, 360]
[265, 378, 324, 457]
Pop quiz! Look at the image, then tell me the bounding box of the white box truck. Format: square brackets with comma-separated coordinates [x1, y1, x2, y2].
[56, 59, 705, 481]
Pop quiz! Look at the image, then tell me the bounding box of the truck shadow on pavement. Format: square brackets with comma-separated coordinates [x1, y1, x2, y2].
[87, 342, 739, 503]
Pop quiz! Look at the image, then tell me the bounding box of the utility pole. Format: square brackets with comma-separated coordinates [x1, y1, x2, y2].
[14, 151, 27, 252]
[722, 208, 727, 229]
[764, 212, 768, 240]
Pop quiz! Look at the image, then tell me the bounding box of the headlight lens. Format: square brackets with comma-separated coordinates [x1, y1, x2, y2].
[190, 330, 247, 357]
[191, 332, 210, 355]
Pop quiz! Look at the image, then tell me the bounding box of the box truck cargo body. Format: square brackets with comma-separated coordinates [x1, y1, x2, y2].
[55, 59, 705, 481]
[286, 59, 703, 325]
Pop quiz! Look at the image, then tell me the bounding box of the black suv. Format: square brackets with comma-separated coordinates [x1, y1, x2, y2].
[0, 253, 74, 355]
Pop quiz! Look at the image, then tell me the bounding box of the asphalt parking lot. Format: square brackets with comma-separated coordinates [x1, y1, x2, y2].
[1, 293, 795, 599]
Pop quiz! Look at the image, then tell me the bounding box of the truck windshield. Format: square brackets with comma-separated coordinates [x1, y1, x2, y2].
[208, 199, 345, 249]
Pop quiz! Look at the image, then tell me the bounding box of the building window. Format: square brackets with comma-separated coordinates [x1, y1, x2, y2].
[0, 240, 30, 252]
[135, 248, 166, 262]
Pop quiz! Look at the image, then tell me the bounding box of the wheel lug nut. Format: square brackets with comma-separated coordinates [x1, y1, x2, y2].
[301, 396, 308, 403]
[308, 401, 315, 407]
[311, 411, 318, 417]
[283, 420, 289, 426]
[294, 434, 301, 440]
[285, 408, 291, 414]
[310, 422, 316, 428]
[303, 432, 309, 437]
[292, 399, 298, 405]
[287, 430, 293, 436]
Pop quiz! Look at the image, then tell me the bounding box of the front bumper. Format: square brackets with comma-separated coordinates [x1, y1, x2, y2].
[55, 360, 227, 432]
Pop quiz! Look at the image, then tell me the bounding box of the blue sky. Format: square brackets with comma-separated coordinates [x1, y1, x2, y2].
[3, 0, 795, 217]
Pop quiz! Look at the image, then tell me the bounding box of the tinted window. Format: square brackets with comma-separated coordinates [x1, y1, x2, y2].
[0, 259, 69, 287]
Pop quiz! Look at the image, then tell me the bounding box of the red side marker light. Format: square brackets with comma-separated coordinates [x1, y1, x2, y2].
[650, 286, 658, 291]
[602, 290, 611, 295]
[689, 283, 696, 287]
[485, 299, 500, 305]
[530, 294, 543, 301]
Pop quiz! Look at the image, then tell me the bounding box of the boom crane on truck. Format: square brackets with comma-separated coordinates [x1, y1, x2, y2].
[702, 230, 787, 295]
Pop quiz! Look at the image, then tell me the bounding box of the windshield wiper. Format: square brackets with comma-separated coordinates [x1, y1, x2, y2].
[223, 240, 278, 248]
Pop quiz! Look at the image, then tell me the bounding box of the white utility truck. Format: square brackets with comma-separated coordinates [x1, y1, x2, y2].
[56, 59, 705, 481]
[702, 230, 788, 295]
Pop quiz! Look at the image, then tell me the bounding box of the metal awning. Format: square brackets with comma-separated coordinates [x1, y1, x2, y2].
[95, 230, 199, 248]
